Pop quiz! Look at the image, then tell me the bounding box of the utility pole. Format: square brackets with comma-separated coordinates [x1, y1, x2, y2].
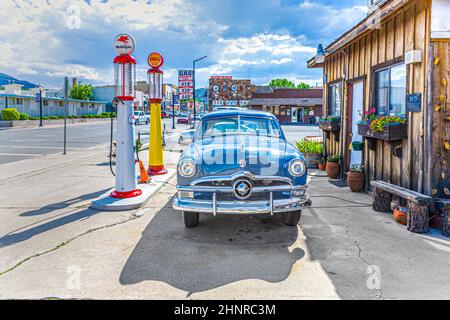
[193, 56, 207, 128]
[172, 89, 176, 129]
[39, 86, 43, 127]
[63, 77, 69, 155]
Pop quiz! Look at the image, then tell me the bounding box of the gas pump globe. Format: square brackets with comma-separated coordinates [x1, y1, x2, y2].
[114, 55, 136, 101]
[147, 68, 163, 102]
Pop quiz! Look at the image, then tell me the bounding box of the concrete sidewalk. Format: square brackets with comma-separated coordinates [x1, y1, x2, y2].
[0, 143, 180, 274]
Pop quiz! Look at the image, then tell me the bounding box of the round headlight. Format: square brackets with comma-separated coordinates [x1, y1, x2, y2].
[288, 159, 306, 177]
[178, 160, 197, 178]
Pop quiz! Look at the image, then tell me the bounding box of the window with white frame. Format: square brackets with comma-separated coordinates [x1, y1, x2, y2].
[375, 63, 406, 116]
[328, 82, 342, 116]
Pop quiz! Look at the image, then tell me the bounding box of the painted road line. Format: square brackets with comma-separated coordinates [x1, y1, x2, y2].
[0, 145, 83, 150]
[0, 153, 41, 156]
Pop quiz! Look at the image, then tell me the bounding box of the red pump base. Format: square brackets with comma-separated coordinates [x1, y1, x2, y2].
[110, 189, 143, 199]
[147, 165, 168, 176]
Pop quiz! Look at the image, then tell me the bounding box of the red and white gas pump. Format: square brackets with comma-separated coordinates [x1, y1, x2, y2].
[110, 34, 141, 199]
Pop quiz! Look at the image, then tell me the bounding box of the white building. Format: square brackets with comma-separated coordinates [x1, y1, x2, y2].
[0, 84, 107, 117]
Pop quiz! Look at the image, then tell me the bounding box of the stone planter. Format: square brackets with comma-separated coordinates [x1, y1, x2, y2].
[326, 162, 340, 179]
[347, 171, 364, 192]
[303, 153, 322, 168]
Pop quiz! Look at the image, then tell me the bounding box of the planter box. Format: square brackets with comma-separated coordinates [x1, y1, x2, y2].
[303, 153, 322, 168]
[357, 122, 407, 141]
[319, 120, 340, 133]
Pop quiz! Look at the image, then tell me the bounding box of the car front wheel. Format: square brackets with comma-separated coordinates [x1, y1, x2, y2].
[182, 211, 199, 228]
[282, 210, 302, 226]
[135, 120, 140, 126]
[146, 119, 149, 125]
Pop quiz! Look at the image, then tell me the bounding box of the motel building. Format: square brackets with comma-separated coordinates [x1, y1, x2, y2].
[307, 0, 450, 236]
[0, 84, 107, 118]
[250, 87, 323, 124]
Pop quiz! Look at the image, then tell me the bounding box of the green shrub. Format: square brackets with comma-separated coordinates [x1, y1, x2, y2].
[327, 154, 341, 163]
[296, 140, 323, 154]
[48, 116, 59, 120]
[42, 116, 50, 120]
[19, 113, 30, 120]
[1, 108, 20, 120]
[350, 164, 363, 173]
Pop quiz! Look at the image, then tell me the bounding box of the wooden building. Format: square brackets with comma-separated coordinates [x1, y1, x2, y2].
[308, 0, 449, 235]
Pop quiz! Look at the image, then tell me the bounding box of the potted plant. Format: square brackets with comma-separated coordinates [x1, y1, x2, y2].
[393, 206, 408, 226]
[347, 164, 364, 192]
[326, 154, 341, 179]
[352, 141, 365, 151]
[296, 140, 323, 168]
[316, 157, 326, 171]
[319, 116, 341, 133]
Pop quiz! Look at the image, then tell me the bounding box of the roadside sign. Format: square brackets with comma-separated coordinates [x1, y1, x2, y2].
[178, 70, 194, 101]
[35, 92, 41, 102]
[114, 34, 135, 55]
[148, 52, 164, 68]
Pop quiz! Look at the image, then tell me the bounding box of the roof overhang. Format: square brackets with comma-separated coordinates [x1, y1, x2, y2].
[325, 0, 411, 54]
[251, 98, 323, 106]
[307, 55, 325, 69]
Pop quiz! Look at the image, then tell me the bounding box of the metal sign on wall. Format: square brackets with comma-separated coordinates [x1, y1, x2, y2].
[178, 70, 193, 101]
[406, 93, 422, 112]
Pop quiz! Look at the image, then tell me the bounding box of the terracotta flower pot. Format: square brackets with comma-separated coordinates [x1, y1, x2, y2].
[326, 162, 340, 179]
[347, 171, 364, 192]
[317, 163, 326, 171]
[393, 208, 408, 226]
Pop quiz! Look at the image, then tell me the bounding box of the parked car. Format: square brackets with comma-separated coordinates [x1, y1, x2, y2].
[177, 114, 190, 124]
[178, 129, 195, 145]
[173, 110, 311, 228]
[133, 111, 150, 125]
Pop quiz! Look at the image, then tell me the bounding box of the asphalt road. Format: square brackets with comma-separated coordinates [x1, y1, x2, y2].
[0, 118, 183, 165]
[0, 121, 321, 165]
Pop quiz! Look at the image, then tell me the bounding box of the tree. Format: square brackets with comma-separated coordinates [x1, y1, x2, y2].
[297, 82, 311, 89]
[268, 78, 295, 88]
[70, 83, 94, 101]
[268, 78, 311, 89]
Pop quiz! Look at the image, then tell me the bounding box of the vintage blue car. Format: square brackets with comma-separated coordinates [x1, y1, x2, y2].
[173, 110, 311, 227]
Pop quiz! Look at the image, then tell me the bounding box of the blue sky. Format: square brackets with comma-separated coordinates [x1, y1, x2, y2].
[0, 0, 368, 89]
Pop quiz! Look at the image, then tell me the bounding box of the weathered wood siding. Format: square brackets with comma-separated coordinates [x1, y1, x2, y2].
[322, 0, 433, 193]
[428, 41, 450, 198]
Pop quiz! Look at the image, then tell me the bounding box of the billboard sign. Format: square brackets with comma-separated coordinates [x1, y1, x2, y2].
[178, 70, 194, 101]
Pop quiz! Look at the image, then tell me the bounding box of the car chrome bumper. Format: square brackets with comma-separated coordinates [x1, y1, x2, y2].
[173, 185, 311, 215]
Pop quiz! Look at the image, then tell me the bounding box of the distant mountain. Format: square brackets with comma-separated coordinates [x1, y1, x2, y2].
[0, 73, 38, 89]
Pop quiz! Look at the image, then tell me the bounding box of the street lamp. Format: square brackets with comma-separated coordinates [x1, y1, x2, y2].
[193, 56, 207, 127]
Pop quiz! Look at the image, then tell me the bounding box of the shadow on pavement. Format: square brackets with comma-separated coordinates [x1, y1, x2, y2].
[120, 197, 304, 295]
[20, 189, 110, 217]
[0, 207, 103, 248]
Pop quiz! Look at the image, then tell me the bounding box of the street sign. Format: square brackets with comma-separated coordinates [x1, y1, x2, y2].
[148, 52, 164, 68]
[35, 92, 41, 102]
[114, 34, 135, 55]
[178, 70, 194, 101]
[406, 93, 422, 112]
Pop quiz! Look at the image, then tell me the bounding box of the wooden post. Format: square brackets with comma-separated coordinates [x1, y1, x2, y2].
[407, 202, 429, 233]
[373, 187, 392, 212]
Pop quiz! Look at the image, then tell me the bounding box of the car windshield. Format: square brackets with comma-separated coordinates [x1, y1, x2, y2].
[199, 116, 281, 139]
